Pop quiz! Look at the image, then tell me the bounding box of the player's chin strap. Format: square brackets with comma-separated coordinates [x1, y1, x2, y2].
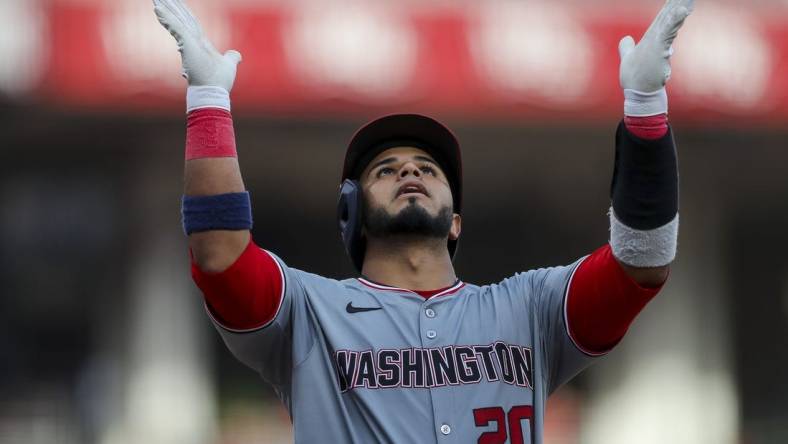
[608, 120, 678, 268]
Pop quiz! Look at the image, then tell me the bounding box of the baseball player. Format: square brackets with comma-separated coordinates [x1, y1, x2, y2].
[155, 0, 692, 442]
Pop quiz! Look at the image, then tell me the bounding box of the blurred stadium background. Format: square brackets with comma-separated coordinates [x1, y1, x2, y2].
[1, 0, 787, 443]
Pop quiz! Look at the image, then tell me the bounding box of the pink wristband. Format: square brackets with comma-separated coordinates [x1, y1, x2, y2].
[186, 108, 237, 160]
[623, 114, 669, 140]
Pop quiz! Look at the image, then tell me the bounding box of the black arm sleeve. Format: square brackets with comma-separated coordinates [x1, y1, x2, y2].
[610, 121, 679, 230]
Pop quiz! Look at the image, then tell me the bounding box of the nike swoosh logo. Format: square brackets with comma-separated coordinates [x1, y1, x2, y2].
[346, 302, 382, 314]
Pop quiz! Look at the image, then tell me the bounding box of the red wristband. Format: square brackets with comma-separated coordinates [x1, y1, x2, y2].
[185, 108, 237, 160]
[623, 114, 669, 140]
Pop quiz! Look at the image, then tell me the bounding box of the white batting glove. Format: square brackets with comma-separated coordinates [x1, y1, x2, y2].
[153, 0, 241, 112]
[618, 0, 694, 116]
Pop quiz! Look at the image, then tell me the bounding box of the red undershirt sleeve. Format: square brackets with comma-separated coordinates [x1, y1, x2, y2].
[565, 244, 666, 355]
[191, 239, 285, 331]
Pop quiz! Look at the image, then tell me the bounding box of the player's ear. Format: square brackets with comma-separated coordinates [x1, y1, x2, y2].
[449, 214, 461, 241]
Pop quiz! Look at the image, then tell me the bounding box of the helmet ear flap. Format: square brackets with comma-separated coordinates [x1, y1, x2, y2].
[337, 179, 365, 272]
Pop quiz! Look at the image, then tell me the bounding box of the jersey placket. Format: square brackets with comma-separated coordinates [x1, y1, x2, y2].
[420, 296, 456, 442]
[355, 278, 466, 441]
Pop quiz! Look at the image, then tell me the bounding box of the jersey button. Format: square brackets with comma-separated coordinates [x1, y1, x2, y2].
[426, 330, 437, 339]
[425, 308, 436, 318]
[440, 424, 451, 435]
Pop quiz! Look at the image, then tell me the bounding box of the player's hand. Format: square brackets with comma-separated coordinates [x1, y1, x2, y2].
[153, 0, 241, 93]
[618, 0, 694, 94]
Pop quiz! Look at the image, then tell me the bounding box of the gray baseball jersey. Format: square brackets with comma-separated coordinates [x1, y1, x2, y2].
[209, 251, 597, 443]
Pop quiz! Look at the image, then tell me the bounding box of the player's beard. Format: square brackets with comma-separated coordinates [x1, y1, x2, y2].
[364, 197, 453, 240]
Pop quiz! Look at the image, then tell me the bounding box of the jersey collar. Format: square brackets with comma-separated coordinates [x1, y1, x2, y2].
[357, 277, 466, 299]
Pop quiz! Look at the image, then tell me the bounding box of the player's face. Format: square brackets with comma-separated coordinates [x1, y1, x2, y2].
[360, 147, 460, 241]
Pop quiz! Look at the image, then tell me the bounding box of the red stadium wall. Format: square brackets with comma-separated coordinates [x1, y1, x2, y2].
[9, 1, 788, 125]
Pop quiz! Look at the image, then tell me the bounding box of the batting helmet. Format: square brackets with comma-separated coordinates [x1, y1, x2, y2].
[337, 114, 463, 272]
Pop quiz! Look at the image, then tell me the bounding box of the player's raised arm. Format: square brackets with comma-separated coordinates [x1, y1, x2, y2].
[609, 0, 693, 285]
[558, 0, 694, 357]
[155, 0, 288, 336]
[154, 0, 248, 272]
